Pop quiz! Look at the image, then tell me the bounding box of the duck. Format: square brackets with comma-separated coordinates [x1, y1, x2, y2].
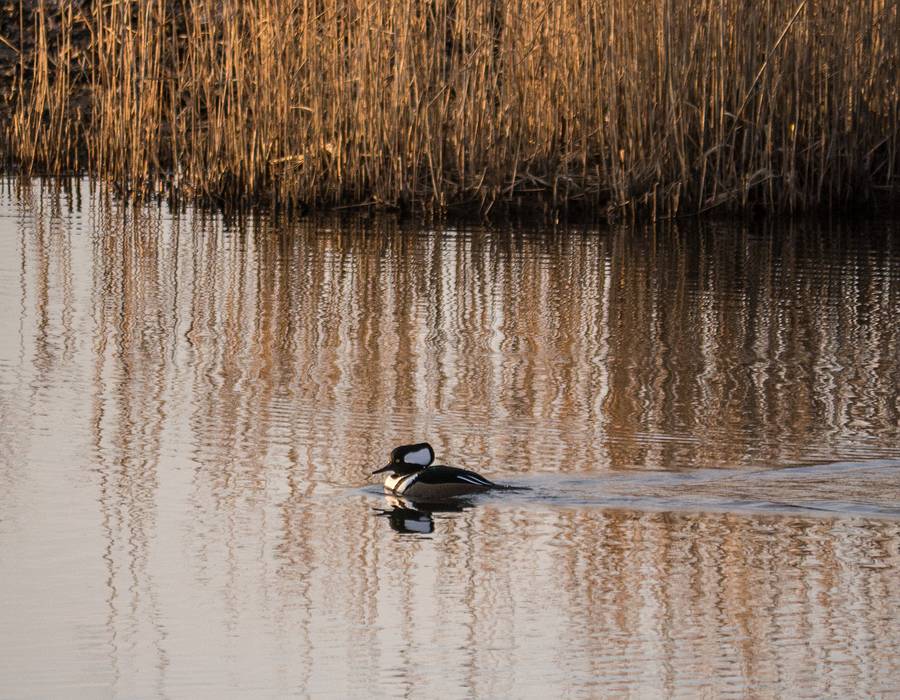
[372, 442, 512, 500]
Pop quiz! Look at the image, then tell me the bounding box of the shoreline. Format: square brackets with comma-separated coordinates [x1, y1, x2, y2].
[5, 174, 900, 228]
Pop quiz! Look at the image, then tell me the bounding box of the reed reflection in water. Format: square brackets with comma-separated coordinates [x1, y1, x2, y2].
[0, 179, 899, 697]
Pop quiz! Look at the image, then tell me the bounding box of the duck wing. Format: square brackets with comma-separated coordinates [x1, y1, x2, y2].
[417, 465, 498, 488]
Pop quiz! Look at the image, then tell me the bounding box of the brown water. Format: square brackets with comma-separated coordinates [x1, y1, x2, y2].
[1, 179, 899, 698]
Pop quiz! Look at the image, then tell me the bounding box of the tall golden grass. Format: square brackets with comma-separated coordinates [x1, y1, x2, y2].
[3, 0, 899, 217]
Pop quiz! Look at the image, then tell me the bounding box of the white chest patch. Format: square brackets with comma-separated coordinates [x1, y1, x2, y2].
[384, 472, 419, 494]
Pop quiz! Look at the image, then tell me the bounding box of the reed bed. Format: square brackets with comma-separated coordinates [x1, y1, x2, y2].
[2, 0, 898, 217]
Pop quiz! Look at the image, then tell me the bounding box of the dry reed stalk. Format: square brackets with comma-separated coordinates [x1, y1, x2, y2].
[2, 0, 898, 217]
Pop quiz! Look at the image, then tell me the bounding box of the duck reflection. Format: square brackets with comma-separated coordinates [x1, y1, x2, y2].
[375, 495, 473, 534]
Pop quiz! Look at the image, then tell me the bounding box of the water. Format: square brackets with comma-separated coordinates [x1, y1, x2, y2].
[1, 179, 899, 698]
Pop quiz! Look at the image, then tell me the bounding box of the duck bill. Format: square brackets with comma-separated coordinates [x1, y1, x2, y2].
[371, 464, 393, 475]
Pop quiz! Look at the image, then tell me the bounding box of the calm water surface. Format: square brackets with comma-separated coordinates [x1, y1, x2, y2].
[1, 179, 899, 698]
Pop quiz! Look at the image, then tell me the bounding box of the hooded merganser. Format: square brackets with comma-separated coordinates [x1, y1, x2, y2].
[372, 442, 509, 500]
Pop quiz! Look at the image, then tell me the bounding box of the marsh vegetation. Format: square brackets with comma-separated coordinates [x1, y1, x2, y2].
[2, 0, 898, 216]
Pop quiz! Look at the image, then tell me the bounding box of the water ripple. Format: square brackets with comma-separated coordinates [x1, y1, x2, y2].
[1, 180, 900, 698]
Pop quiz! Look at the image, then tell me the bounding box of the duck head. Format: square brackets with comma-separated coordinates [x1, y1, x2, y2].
[372, 442, 435, 476]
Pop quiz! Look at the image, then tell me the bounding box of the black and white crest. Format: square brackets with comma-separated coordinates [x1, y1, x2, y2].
[391, 442, 435, 467]
[372, 442, 436, 476]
